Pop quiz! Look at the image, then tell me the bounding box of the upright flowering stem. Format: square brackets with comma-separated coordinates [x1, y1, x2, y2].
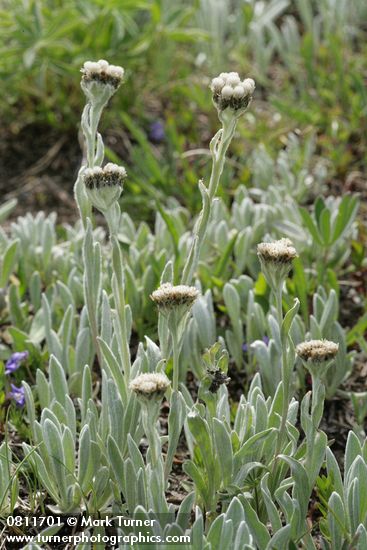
[112, 237, 131, 386]
[257, 239, 299, 464]
[130, 373, 170, 470]
[297, 340, 339, 475]
[181, 72, 255, 285]
[75, 60, 126, 373]
[171, 323, 180, 393]
[151, 283, 198, 482]
[151, 283, 199, 390]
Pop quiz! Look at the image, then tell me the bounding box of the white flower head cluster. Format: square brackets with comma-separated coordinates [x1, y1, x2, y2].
[150, 283, 199, 314]
[83, 163, 127, 212]
[83, 163, 127, 190]
[210, 72, 255, 112]
[81, 59, 124, 88]
[130, 372, 170, 401]
[257, 238, 298, 292]
[296, 339, 339, 364]
[257, 238, 298, 265]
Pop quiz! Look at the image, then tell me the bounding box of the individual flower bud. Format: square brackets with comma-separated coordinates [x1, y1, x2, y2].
[296, 340, 339, 365]
[80, 59, 124, 104]
[211, 77, 225, 92]
[210, 71, 255, 114]
[242, 78, 256, 95]
[233, 85, 245, 99]
[129, 372, 170, 402]
[226, 72, 241, 86]
[150, 283, 199, 317]
[257, 238, 298, 292]
[83, 163, 127, 212]
[221, 85, 233, 99]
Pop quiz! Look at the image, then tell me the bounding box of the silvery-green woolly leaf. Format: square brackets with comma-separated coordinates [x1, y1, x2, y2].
[308, 431, 327, 488]
[207, 515, 233, 550]
[234, 521, 255, 549]
[279, 455, 310, 518]
[22, 443, 59, 503]
[183, 460, 210, 509]
[345, 431, 362, 480]
[326, 448, 344, 499]
[49, 355, 68, 407]
[328, 491, 346, 550]
[81, 365, 92, 422]
[23, 381, 36, 431]
[107, 379, 124, 444]
[266, 525, 291, 549]
[213, 418, 233, 487]
[176, 492, 195, 530]
[233, 428, 276, 470]
[260, 473, 282, 532]
[241, 497, 271, 549]
[43, 419, 68, 505]
[78, 425, 93, 491]
[62, 426, 75, 475]
[98, 337, 127, 403]
[281, 298, 299, 346]
[127, 434, 145, 472]
[0, 238, 19, 287]
[355, 524, 367, 550]
[347, 477, 360, 534]
[164, 390, 187, 481]
[124, 459, 140, 514]
[107, 436, 125, 495]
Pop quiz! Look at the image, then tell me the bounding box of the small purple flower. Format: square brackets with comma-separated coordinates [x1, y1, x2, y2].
[262, 335, 270, 346]
[9, 384, 25, 407]
[149, 121, 165, 143]
[5, 351, 29, 375]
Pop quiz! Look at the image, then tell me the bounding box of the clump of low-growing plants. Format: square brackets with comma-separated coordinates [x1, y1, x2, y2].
[0, 56, 365, 550]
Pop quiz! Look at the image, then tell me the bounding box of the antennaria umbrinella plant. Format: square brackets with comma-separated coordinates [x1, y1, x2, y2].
[0, 50, 364, 550]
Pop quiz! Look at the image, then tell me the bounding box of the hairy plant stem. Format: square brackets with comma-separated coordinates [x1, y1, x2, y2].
[141, 406, 161, 468]
[270, 287, 291, 489]
[111, 237, 131, 386]
[84, 102, 104, 168]
[181, 114, 237, 285]
[306, 374, 324, 471]
[171, 323, 180, 393]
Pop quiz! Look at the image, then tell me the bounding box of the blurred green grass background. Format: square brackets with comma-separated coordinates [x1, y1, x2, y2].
[1, 0, 366, 218]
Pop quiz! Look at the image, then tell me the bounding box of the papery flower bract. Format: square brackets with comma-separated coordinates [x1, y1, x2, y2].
[150, 283, 199, 316]
[210, 71, 255, 114]
[9, 384, 25, 407]
[129, 373, 170, 402]
[296, 339, 339, 364]
[257, 238, 298, 292]
[257, 238, 297, 264]
[5, 351, 29, 375]
[83, 163, 127, 212]
[81, 59, 124, 104]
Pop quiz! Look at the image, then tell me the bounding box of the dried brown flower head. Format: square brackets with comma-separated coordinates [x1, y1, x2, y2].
[296, 339, 339, 364]
[257, 238, 298, 265]
[150, 283, 199, 313]
[81, 60, 124, 89]
[129, 373, 170, 400]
